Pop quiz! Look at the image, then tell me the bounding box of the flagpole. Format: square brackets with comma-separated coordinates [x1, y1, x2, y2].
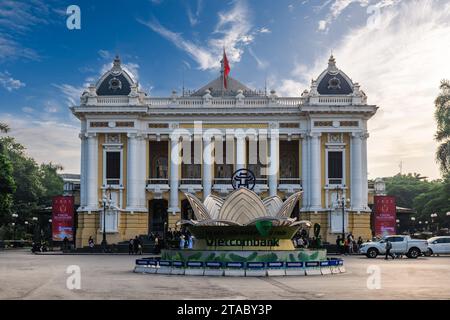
[221, 48, 225, 97]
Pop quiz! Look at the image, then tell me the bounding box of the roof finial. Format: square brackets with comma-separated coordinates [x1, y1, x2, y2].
[113, 55, 121, 67]
[328, 52, 338, 74]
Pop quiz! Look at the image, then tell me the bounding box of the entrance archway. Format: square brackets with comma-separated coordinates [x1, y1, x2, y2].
[148, 199, 168, 238]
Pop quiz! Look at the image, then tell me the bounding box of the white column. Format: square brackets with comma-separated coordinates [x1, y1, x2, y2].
[169, 135, 180, 213]
[127, 133, 146, 212]
[86, 133, 98, 211]
[268, 132, 279, 197]
[361, 132, 369, 210]
[202, 135, 212, 199]
[351, 132, 363, 211]
[235, 134, 246, 171]
[310, 132, 322, 210]
[79, 133, 87, 208]
[301, 135, 309, 209]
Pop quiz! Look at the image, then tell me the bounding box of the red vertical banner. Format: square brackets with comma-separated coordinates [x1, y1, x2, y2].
[373, 195, 397, 237]
[52, 196, 74, 241]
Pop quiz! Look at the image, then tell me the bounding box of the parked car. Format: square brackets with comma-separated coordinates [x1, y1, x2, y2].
[427, 236, 450, 255]
[359, 235, 429, 259]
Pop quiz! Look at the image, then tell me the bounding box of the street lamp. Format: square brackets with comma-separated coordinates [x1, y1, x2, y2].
[101, 186, 113, 252]
[11, 213, 18, 241]
[335, 185, 350, 241]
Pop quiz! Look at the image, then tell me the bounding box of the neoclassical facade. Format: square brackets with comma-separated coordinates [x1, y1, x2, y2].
[71, 55, 377, 247]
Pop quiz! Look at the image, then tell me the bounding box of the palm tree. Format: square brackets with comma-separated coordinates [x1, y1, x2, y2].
[0, 123, 9, 133]
[434, 80, 450, 173]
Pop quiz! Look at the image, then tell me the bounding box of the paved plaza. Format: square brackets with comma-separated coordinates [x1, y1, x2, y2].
[1, 249, 449, 300]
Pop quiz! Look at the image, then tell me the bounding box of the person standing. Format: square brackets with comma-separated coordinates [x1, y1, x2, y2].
[357, 236, 363, 251]
[385, 239, 394, 260]
[188, 235, 193, 249]
[154, 235, 160, 254]
[179, 235, 185, 250]
[88, 236, 94, 252]
[336, 235, 342, 255]
[133, 236, 139, 254]
[128, 238, 134, 255]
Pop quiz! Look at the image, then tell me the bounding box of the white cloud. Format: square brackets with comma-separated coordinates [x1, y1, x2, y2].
[139, 1, 259, 70]
[282, 0, 450, 179]
[258, 27, 271, 34]
[98, 49, 111, 59]
[317, 0, 397, 32]
[0, 71, 25, 91]
[138, 18, 218, 70]
[0, 0, 59, 62]
[21, 106, 34, 113]
[0, 113, 80, 173]
[52, 84, 83, 106]
[248, 47, 268, 70]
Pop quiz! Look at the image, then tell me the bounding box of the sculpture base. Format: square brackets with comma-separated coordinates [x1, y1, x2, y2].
[160, 248, 327, 262]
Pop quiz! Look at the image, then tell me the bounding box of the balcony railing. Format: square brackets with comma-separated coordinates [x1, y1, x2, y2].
[278, 178, 302, 185]
[180, 178, 202, 185]
[213, 178, 232, 185]
[255, 178, 268, 185]
[147, 178, 169, 185]
[105, 178, 121, 185]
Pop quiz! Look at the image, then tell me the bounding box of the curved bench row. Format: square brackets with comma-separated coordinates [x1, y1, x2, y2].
[133, 259, 345, 276]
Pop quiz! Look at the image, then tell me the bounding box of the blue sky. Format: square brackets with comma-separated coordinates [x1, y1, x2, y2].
[1, 0, 449, 180]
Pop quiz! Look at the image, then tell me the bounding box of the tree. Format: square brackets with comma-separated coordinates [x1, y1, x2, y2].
[0, 123, 9, 133]
[0, 152, 16, 222]
[0, 137, 63, 231]
[434, 79, 450, 173]
[384, 173, 432, 208]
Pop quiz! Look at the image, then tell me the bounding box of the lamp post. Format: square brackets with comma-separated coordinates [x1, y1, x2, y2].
[431, 213, 438, 233]
[101, 186, 112, 252]
[11, 213, 18, 241]
[335, 185, 350, 241]
[32, 216, 39, 243]
[447, 212, 450, 229]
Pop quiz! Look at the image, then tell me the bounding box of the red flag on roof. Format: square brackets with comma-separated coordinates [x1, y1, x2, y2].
[222, 49, 230, 89]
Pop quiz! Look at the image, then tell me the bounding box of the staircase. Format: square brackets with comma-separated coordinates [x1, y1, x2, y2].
[69, 235, 157, 253]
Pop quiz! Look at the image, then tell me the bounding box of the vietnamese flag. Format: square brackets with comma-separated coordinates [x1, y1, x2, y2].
[223, 49, 230, 89]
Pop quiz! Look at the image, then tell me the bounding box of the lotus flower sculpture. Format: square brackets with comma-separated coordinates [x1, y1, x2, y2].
[178, 188, 310, 227]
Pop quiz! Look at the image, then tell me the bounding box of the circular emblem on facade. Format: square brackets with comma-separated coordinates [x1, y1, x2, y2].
[328, 77, 341, 90]
[108, 77, 122, 91]
[231, 169, 256, 190]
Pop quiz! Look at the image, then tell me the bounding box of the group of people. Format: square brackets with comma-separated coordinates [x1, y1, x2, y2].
[336, 233, 364, 255]
[128, 236, 144, 255]
[166, 228, 194, 249]
[31, 240, 48, 253]
[292, 229, 311, 248]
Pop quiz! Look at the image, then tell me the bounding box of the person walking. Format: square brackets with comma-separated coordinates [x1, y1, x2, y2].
[385, 239, 395, 260]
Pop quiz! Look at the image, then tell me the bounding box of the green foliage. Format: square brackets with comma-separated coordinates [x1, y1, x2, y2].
[0, 136, 64, 235]
[0, 152, 15, 221]
[434, 79, 450, 173]
[385, 173, 432, 208]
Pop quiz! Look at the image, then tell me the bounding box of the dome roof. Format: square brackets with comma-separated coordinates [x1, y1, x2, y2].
[95, 56, 135, 96]
[315, 55, 354, 95]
